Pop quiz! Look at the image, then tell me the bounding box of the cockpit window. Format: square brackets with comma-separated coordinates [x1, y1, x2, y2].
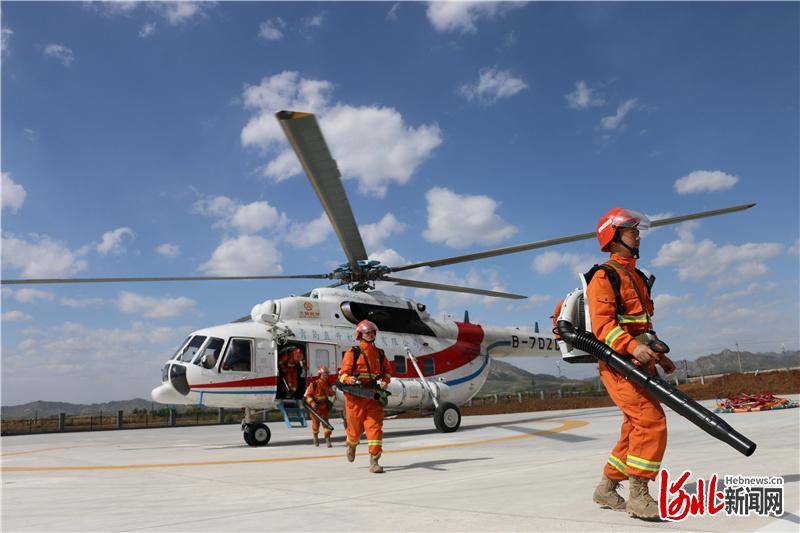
[177, 336, 207, 363]
[194, 337, 225, 369]
[171, 337, 191, 360]
[222, 338, 253, 372]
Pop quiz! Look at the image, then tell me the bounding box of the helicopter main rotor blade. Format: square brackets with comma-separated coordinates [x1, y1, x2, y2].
[1, 274, 332, 286]
[390, 203, 755, 273]
[276, 111, 368, 270]
[384, 275, 527, 300]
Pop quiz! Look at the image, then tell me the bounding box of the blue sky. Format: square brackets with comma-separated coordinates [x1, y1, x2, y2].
[2, 2, 798, 405]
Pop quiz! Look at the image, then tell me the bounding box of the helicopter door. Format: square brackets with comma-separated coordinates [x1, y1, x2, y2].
[306, 342, 336, 380]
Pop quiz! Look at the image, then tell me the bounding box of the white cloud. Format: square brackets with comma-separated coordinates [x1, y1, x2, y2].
[652, 223, 783, 284]
[59, 296, 107, 308]
[303, 12, 324, 28]
[149, 1, 209, 25]
[674, 170, 739, 194]
[4, 320, 191, 404]
[155, 243, 180, 258]
[2, 172, 26, 213]
[87, 1, 212, 26]
[96, 227, 134, 255]
[230, 201, 286, 233]
[2, 287, 55, 303]
[258, 17, 286, 41]
[1, 233, 88, 278]
[369, 248, 407, 268]
[263, 150, 302, 182]
[117, 291, 196, 318]
[653, 293, 690, 317]
[788, 239, 799, 256]
[360, 213, 406, 251]
[426, 1, 525, 34]
[287, 212, 333, 248]
[241, 72, 442, 196]
[1, 27, 13, 56]
[192, 196, 286, 234]
[714, 282, 777, 303]
[319, 105, 442, 197]
[565, 81, 605, 110]
[2, 311, 33, 322]
[423, 187, 517, 248]
[387, 3, 401, 21]
[459, 67, 528, 105]
[139, 22, 156, 38]
[43, 44, 75, 67]
[241, 71, 334, 150]
[600, 98, 638, 130]
[532, 251, 600, 276]
[200, 235, 283, 276]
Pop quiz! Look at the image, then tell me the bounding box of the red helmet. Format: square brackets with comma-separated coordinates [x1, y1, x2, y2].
[317, 365, 330, 376]
[596, 208, 650, 252]
[355, 319, 378, 340]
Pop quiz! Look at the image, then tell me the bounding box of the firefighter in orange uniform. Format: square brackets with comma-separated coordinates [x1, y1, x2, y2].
[588, 207, 676, 519]
[338, 320, 392, 473]
[278, 347, 304, 399]
[305, 366, 334, 447]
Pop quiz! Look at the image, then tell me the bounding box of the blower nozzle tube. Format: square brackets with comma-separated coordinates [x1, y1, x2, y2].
[557, 320, 756, 457]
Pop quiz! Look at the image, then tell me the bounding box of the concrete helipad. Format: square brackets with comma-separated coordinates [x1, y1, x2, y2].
[2, 398, 798, 532]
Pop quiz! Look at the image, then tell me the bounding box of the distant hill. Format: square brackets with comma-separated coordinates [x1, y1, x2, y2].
[679, 349, 799, 377]
[478, 359, 584, 395]
[2, 398, 161, 420]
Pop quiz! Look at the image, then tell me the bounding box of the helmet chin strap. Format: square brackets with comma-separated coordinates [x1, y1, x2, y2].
[612, 233, 640, 259]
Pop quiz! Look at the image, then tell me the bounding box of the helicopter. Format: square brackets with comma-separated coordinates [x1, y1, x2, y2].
[1, 111, 754, 447]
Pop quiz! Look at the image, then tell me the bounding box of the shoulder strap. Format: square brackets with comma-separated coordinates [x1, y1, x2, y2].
[347, 346, 361, 377]
[607, 260, 650, 315]
[585, 264, 624, 316]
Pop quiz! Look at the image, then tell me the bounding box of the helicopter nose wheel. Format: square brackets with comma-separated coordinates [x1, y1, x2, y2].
[434, 402, 461, 433]
[243, 423, 271, 446]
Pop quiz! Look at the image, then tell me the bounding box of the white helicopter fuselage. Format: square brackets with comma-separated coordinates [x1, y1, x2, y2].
[151, 287, 559, 414]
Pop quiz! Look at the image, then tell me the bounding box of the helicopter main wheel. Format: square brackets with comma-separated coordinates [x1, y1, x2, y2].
[247, 423, 271, 446]
[243, 428, 254, 446]
[434, 402, 461, 433]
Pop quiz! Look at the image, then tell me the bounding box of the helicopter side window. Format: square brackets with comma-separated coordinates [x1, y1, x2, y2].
[177, 336, 207, 363]
[195, 337, 225, 369]
[340, 301, 436, 337]
[393, 355, 406, 374]
[222, 338, 253, 372]
[422, 357, 435, 376]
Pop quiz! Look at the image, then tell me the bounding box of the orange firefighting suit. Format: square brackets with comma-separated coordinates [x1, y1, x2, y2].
[305, 378, 333, 437]
[339, 340, 392, 456]
[278, 353, 302, 397]
[587, 253, 667, 481]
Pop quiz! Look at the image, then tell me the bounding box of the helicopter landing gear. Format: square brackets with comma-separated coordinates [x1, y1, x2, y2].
[243, 423, 271, 446]
[241, 408, 270, 446]
[434, 402, 461, 433]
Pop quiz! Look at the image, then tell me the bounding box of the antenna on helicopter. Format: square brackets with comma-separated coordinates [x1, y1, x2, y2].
[463, 310, 470, 324]
[535, 321, 539, 333]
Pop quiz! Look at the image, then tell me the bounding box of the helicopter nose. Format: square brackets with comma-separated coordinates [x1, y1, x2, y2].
[151, 382, 186, 404]
[164, 363, 191, 396]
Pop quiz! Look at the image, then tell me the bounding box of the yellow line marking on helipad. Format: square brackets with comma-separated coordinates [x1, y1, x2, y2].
[1, 419, 588, 472]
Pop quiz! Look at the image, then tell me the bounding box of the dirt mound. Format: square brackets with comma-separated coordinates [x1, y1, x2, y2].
[459, 369, 800, 417]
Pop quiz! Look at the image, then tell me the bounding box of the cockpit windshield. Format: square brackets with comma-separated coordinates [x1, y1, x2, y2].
[171, 337, 191, 360]
[177, 335, 207, 363]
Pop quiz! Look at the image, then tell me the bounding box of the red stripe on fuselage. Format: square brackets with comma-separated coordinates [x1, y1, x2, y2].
[191, 376, 278, 389]
[392, 322, 484, 378]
